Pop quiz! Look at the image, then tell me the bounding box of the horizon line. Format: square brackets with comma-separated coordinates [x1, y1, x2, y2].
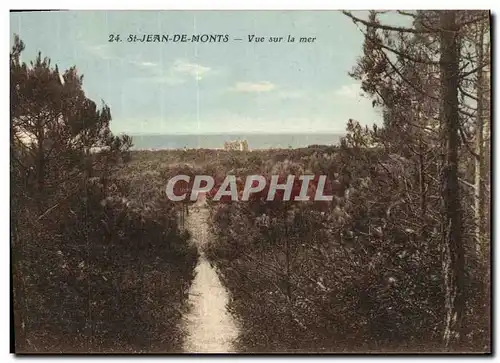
[118, 131, 347, 136]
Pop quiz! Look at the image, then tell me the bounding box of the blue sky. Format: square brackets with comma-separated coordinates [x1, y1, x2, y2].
[10, 10, 387, 135]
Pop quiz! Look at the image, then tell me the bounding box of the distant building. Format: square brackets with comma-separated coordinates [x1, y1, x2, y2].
[224, 139, 249, 151]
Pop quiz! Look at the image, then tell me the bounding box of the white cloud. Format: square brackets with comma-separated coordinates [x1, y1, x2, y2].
[334, 83, 363, 99]
[232, 81, 276, 93]
[83, 45, 212, 84]
[137, 61, 158, 67]
[130, 58, 213, 85]
[126, 59, 160, 69]
[172, 60, 211, 81]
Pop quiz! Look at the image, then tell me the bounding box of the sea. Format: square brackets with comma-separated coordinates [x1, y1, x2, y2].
[128, 133, 343, 150]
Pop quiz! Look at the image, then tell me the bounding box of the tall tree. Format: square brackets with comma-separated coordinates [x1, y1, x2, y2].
[438, 10, 464, 348]
[10, 34, 133, 210]
[344, 10, 489, 348]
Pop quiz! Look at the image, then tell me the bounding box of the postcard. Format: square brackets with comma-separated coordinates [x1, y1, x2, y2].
[10, 9, 491, 354]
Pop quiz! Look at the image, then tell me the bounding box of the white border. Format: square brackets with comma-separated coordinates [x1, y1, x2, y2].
[3, 2, 498, 362]
[3, 1, 498, 10]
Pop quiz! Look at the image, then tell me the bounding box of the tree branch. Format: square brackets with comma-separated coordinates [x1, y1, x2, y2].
[343, 11, 438, 34]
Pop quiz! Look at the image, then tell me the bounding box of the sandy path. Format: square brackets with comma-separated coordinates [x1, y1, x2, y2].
[182, 196, 240, 353]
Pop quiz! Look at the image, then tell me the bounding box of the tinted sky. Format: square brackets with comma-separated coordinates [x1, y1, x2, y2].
[10, 10, 391, 135]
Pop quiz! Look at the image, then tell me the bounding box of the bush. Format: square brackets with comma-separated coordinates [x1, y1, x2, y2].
[204, 148, 489, 352]
[12, 181, 198, 353]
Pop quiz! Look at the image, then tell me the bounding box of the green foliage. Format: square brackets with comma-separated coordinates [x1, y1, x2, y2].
[204, 142, 488, 352]
[11, 37, 197, 353]
[13, 181, 198, 352]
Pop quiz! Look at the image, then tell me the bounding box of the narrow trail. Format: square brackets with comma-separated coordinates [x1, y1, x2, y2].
[182, 195, 240, 353]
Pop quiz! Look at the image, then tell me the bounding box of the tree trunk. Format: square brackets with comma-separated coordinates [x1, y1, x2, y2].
[483, 40, 491, 246]
[439, 10, 465, 349]
[85, 147, 93, 179]
[35, 123, 45, 209]
[419, 136, 427, 217]
[474, 21, 486, 260]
